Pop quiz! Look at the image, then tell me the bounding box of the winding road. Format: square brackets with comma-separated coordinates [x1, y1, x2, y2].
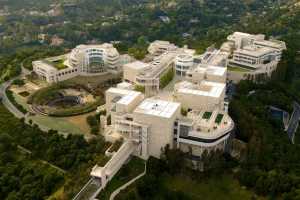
[0, 78, 26, 118]
[0, 64, 31, 118]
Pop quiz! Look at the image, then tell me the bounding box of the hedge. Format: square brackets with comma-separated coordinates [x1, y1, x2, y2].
[159, 67, 174, 89]
[28, 82, 94, 105]
[5, 89, 27, 114]
[48, 98, 104, 117]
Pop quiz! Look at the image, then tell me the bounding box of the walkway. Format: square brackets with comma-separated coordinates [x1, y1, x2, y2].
[0, 77, 88, 139]
[72, 177, 102, 200]
[287, 102, 300, 143]
[17, 145, 67, 174]
[73, 141, 136, 200]
[109, 163, 147, 200]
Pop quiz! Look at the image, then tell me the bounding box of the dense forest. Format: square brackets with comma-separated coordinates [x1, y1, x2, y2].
[0, 104, 109, 199]
[1, 0, 300, 199]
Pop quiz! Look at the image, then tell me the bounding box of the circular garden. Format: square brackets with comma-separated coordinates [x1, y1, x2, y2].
[28, 83, 104, 117]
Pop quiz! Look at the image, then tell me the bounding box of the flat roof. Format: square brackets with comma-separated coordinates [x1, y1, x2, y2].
[235, 46, 274, 57]
[192, 64, 226, 76]
[206, 65, 227, 76]
[134, 98, 180, 118]
[117, 82, 133, 88]
[176, 81, 225, 98]
[254, 39, 286, 50]
[33, 60, 56, 71]
[107, 88, 142, 105]
[124, 61, 150, 70]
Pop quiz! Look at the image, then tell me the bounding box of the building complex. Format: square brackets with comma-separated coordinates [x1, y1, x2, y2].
[30, 32, 286, 191]
[91, 39, 236, 188]
[33, 43, 125, 83]
[123, 40, 195, 95]
[221, 32, 286, 82]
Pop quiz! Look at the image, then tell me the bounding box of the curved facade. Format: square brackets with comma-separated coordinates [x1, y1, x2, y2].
[175, 111, 234, 156]
[69, 43, 120, 74]
[33, 43, 121, 83]
[175, 54, 194, 77]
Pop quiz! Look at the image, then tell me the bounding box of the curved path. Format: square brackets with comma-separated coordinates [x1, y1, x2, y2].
[0, 76, 71, 138]
[0, 78, 26, 118]
[109, 162, 147, 200]
[0, 63, 31, 118]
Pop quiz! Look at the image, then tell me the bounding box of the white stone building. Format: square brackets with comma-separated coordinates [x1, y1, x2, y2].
[174, 81, 226, 111]
[33, 43, 122, 83]
[91, 44, 234, 188]
[123, 41, 195, 95]
[222, 32, 287, 83]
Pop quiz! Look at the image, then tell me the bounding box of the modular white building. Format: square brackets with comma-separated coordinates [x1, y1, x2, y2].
[123, 41, 195, 95]
[174, 54, 194, 77]
[33, 43, 122, 83]
[174, 81, 226, 111]
[91, 43, 235, 187]
[186, 64, 227, 84]
[175, 109, 234, 162]
[104, 86, 232, 160]
[147, 40, 178, 55]
[222, 32, 287, 83]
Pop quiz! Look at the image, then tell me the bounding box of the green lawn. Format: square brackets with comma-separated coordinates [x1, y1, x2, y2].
[12, 92, 86, 135]
[203, 111, 212, 119]
[215, 114, 224, 124]
[52, 59, 68, 70]
[13, 91, 31, 110]
[227, 65, 251, 72]
[29, 115, 85, 135]
[98, 156, 145, 200]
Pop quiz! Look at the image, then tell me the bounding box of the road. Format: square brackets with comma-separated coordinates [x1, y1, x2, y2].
[0, 78, 26, 119]
[0, 68, 80, 138]
[0, 62, 32, 117]
[287, 102, 300, 143]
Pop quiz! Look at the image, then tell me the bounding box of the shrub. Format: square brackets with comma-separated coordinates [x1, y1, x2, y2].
[181, 108, 188, 116]
[91, 126, 100, 135]
[48, 98, 103, 117]
[12, 79, 25, 86]
[5, 89, 27, 114]
[134, 85, 145, 93]
[107, 115, 111, 125]
[87, 115, 99, 127]
[159, 67, 174, 89]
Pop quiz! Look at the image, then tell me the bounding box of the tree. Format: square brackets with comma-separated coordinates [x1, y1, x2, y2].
[12, 79, 25, 86]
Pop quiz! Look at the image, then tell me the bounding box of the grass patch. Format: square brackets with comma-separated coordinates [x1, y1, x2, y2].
[134, 85, 145, 93]
[160, 67, 174, 89]
[215, 113, 224, 124]
[28, 82, 104, 117]
[29, 115, 85, 135]
[98, 156, 145, 200]
[5, 89, 27, 114]
[18, 91, 30, 97]
[228, 65, 251, 72]
[49, 98, 103, 117]
[51, 59, 68, 70]
[202, 111, 212, 119]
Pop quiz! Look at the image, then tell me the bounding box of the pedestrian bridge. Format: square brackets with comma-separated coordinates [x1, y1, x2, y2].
[73, 140, 136, 200]
[90, 140, 136, 188]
